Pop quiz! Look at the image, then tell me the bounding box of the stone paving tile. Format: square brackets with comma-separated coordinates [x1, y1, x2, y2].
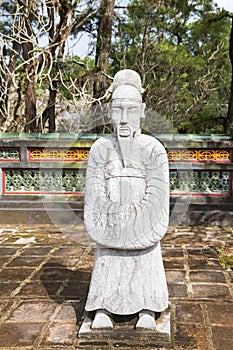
[165, 270, 186, 284]
[0, 224, 232, 350]
[59, 281, 89, 300]
[191, 283, 231, 299]
[33, 265, 72, 281]
[168, 284, 188, 298]
[163, 258, 185, 270]
[53, 245, 85, 257]
[16, 281, 61, 299]
[211, 326, 233, 350]
[174, 323, 210, 350]
[0, 322, 45, 347]
[186, 247, 218, 258]
[0, 267, 34, 282]
[0, 282, 21, 297]
[0, 256, 10, 267]
[7, 256, 45, 267]
[0, 247, 19, 256]
[7, 301, 57, 322]
[188, 257, 222, 270]
[189, 270, 226, 283]
[207, 302, 233, 325]
[41, 322, 77, 346]
[55, 304, 77, 321]
[175, 302, 205, 325]
[19, 246, 54, 256]
[162, 248, 184, 258]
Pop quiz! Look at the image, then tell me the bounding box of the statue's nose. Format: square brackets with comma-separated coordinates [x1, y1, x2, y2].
[120, 108, 128, 124]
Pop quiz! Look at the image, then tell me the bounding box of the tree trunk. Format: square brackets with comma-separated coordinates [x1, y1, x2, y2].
[24, 72, 37, 132]
[0, 41, 21, 127]
[94, 0, 115, 99]
[19, 0, 37, 132]
[226, 16, 233, 135]
[40, 83, 57, 133]
[23, 41, 37, 132]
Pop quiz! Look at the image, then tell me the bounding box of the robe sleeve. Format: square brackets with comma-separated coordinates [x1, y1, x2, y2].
[84, 136, 169, 250]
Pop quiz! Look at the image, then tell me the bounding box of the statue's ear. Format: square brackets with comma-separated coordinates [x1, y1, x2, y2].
[141, 103, 146, 119]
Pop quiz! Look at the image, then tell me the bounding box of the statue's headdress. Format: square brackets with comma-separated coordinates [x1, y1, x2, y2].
[109, 69, 144, 94]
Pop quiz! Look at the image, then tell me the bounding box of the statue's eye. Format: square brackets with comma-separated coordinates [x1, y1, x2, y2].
[112, 107, 121, 113]
[111, 108, 122, 120]
[128, 107, 138, 114]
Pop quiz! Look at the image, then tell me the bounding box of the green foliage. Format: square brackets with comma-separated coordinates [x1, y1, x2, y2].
[110, 0, 232, 134]
[0, 0, 232, 134]
[215, 246, 233, 270]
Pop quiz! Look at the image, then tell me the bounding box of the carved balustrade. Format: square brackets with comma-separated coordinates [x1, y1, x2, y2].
[0, 134, 232, 197]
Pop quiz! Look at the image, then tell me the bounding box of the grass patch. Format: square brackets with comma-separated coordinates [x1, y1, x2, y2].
[215, 246, 233, 270]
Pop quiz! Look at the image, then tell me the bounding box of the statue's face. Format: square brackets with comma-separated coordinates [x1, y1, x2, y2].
[110, 85, 145, 137]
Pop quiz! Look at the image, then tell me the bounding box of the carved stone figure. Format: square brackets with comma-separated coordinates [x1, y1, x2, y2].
[83, 69, 169, 331]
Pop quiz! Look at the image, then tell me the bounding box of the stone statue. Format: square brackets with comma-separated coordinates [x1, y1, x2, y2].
[83, 69, 169, 331]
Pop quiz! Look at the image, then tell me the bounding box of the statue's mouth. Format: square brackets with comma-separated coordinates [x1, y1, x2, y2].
[118, 126, 131, 137]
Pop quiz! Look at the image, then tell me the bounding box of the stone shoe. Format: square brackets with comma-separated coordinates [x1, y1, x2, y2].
[91, 309, 114, 330]
[136, 310, 157, 330]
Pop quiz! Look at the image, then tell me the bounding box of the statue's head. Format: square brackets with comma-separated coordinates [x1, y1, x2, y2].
[108, 70, 145, 137]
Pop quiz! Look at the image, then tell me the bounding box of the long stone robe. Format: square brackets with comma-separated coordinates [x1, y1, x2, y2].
[84, 134, 169, 315]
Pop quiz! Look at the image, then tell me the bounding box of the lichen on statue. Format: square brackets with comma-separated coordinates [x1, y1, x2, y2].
[84, 69, 169, 330]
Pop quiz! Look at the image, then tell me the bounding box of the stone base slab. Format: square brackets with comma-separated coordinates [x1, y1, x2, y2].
[78, 306, 171, 348]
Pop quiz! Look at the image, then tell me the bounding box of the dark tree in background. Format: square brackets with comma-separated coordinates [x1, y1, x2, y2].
[94, 0, 115, 98]
[226, 15, 233, 134]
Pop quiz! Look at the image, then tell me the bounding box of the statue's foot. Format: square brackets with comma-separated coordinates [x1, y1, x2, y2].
[91, 309, 114, 330]
[136, 310, 157, 330]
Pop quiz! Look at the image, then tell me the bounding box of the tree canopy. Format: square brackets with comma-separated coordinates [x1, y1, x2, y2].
[0, 0, 232, 134]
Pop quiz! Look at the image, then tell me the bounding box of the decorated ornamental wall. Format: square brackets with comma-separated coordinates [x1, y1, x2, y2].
[0, 133, 232, 198]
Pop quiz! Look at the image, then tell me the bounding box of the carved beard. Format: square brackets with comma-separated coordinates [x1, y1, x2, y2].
[117, 125, 134, 168]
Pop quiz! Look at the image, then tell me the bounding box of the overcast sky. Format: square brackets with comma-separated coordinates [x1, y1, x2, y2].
[216, 0, 233, 11]
[215, 0, 233, 11]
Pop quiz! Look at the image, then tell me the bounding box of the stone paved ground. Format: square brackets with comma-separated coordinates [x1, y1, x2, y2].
[0, 224, 232, 350]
